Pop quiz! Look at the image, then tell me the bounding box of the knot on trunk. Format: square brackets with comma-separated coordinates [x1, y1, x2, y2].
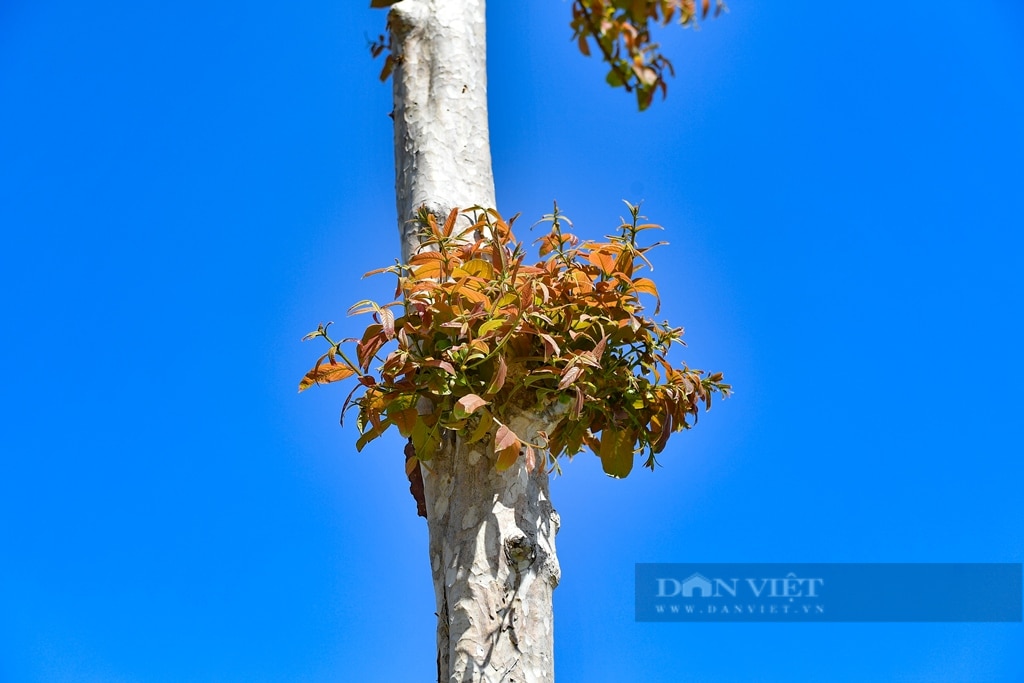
[387, 0, 428, 37]
[504, 534, 536, 571]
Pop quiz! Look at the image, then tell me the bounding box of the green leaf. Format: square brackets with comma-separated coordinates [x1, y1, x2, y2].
[637, 86, 654, 111]
[467, 409, 494, 444]
[356, 420, 391, 452]
[599, 427, 635, 478]
[477, 317, 506, 338]
[411, 417, 442, 461]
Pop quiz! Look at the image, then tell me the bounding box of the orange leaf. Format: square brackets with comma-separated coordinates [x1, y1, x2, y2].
[496, 444, 520, 471]
[378, 54, 395, 82]
[631, 277, 659, 297]
[405, 456, 420, 476]
[427, 212, 441, 239]
[442, 207, 459, 237]
[614, 249, 634, 277]
[357, 332, 386, 372]
[409, 251, 444, 265]
[577, 34, 590, 57]
[411, 261, 444, 279]
[631, 276, 661, 313]
[454, 393, 489, 418]
[391, 407, 419, 437]
[299, 362, 356, 392]
[485, 355, 507, 395]
[538, 234, 556, 257]
[453, 278, 490, 305]
[587, 250, 617, 276]
[457, 259, 495, 279]
[494, 423, 521, 471]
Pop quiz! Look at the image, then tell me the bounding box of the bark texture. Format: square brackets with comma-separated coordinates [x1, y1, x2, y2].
[389, 2, 559, 680]
[390, 0, 495, 262]
[422, 412, 561, 682]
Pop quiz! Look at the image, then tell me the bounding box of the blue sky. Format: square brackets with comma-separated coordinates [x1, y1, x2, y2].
[2, 1, 1022, 681]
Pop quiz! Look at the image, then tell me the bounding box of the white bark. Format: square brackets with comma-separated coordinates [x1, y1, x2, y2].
[388, 2, 559, 680]
[422, 412, 561, 682]
[390, 0, 495, 263]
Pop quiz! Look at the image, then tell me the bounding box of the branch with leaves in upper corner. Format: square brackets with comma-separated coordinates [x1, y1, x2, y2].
[300, 203, 730, 479]
[366, 0, 725, 110]
[571, 0, 727, 110]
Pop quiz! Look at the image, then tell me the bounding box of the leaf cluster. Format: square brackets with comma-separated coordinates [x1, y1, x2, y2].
[300, 203, 729, 478]
[368, 29, 397, 83]
[367, 0, 724, 111]
[570, 0, 726, 110]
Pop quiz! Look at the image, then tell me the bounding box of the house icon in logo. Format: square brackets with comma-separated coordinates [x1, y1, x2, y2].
[682, 573, 713, 597]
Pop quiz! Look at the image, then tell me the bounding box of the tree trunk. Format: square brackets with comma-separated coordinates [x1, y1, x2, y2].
[422, 412, 561, 682]
[388, 2, 559, 680]
[390, 0, 495, 263]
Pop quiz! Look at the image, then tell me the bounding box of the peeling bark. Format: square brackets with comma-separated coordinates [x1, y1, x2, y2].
[422, 413, 560, 682]
[406, 438, 428, 518]
[388, 2, 559, 680]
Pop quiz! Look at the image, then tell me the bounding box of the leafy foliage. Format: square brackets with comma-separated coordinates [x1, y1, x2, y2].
[301, 203, 729, 478]
[571, 0, 726, 110]
[368, 0, 724, 111]
[368, 29, 396, 83]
